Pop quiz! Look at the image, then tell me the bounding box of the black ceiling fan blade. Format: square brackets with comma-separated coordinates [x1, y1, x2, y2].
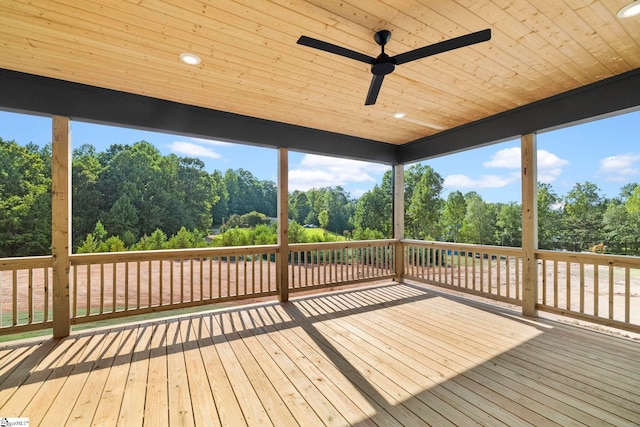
[365, 74, 385, 105]
[297, 35, 375, 64]
[392, 29, 491, 65]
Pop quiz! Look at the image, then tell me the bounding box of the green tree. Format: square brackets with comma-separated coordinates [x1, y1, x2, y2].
[562, 181, 605, 250]
[496, 202, 522, 246]
[537, 182, 563, 249]
[288, 220, 307, 243]
[72, 144, 104, 247]
[353, 179, 392, 237]
[406, 165, 444, 239]
[460, 192, 497, 244]
[134, 229, 168, 251]
[0, 139, 51, 256]
[318, 209, 330, 230]
[103, 193, 139, 242]
[441, 191, 466, 242]
[166, 227, 205, 249]
[289, 190, 312, 224]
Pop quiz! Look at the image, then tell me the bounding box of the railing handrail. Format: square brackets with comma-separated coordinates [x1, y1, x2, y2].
[0, 255, 53, 269]
[69, 244, 279, 264]
[401, 240, 523, 256]
[536, 248, 640, 267]
[290, 239, 397, 251]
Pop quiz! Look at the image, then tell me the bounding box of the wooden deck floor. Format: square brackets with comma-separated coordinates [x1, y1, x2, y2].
[1, 283, 639, 426]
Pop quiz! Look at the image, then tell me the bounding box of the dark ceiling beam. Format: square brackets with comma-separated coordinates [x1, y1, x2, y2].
[0, 68, 398, 164]
[398, 68, 640, 164]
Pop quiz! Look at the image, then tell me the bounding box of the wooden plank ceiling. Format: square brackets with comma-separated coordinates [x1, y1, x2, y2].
[0, 0, 639, 147]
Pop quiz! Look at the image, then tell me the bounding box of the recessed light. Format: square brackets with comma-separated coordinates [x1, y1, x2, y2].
[393, 112, 405, 119]
[179, 52, 201, 65]
[617, 0, 640, 18]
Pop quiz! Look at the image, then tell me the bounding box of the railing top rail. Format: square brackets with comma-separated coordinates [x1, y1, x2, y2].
[401, 240, 523, 255]
[536, 248, 640, 267]
[290, 239, 398, 251]
[0, 255, 53, 269]
[70, 244, 279, 264]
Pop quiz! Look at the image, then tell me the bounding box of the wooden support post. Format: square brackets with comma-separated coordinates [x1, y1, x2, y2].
[52, 116, 72, 337]
[277, 148, 289, 302]
[521, 133, 538, 317]
[393, 164, 405, 283]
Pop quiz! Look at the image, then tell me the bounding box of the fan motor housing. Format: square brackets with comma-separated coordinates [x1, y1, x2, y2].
[371, 54, 396, 76]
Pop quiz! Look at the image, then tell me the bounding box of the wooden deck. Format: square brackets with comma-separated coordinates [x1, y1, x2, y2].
[1, 283, 639, 426]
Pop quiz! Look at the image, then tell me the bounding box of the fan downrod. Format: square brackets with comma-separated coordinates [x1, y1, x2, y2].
[371, 30, 395, 76]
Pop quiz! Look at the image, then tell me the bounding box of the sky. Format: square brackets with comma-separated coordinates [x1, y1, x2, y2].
[1, 108, 639, 203]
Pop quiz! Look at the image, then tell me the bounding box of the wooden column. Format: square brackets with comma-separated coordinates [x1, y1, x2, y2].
[521, 133, 538, 317]
[393, 164, 405, 283]
[277, 148, 289, 302]
[51, 116, 72, 337]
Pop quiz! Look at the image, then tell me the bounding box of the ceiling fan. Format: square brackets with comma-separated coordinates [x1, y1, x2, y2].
[297, 28, 491, 106]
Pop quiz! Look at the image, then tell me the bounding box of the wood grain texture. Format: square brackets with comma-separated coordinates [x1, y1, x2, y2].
[1, 1, 638, 144]
[1, 282, 639, 426]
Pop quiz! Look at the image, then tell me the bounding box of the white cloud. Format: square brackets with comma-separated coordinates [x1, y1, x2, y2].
[444, 172, 520, 189]
[445, 146, 568, 190]
[598, 153, 640, 182]
[482, 147, 521, 169]
[537, 150, 568, 183]
[168, 141, 222, 159]
[289, 154, 389, 192]
[190, 137, 233, 147]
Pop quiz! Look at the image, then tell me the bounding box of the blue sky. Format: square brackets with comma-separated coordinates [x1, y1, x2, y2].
[1, 109, 639, 203]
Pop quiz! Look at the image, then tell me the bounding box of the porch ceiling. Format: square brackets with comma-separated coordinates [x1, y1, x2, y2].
[1, 1, 640, 164]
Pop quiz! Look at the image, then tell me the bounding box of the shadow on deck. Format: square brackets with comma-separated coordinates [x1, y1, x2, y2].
[1, 282, 639, 426]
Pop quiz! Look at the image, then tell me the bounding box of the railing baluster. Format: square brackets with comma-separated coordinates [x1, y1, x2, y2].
[594, 264, 599, 317]
[28, 268, 33, 324]
[579, 262, 585, 314]
[86, 264, 91, 316]
[609, 265, 614, 320]
[565, 261, 570, 311]
[553, 260, 558, 308]
[44, 267, 50, 322]
[625, 267, 631, 323]
[542, 260, 547, 305]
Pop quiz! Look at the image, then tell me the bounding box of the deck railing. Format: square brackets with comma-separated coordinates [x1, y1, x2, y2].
[401, 240, 524, 305]
[69, 245, 279, 325]
[3, 240, 640, 336]
[536, 249, 640, 330]
[288, 240, 396, 292]
[0, 256, 53, 333]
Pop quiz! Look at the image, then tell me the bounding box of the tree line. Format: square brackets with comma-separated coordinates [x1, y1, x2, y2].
[1, 138, 639, 256]
[353, 165, 640, 255]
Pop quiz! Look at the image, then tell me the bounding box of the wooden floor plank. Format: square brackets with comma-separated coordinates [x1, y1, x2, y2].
[1, 283, 639, 427]
[178, 316, 222, 427]
[255, 305, 380, 427]
[220, 310, 300, 427]
[66, 328, 126, 425]
[166, 319, 195, 427]
[244, 308, 356, 426]
[37, 332, 108, 426]
[206, 312, 273, 427]
[18, 334, 95, 424]
[118, 323, 154, 426]
[143, 322, 170, 427]
[192, 315, 248, 427]
[235, 308, 330, 427]
[91, 325, 140, 426]
[301, 300, 517, 426]
[0, 338, 60, 411]
[0, 338, 71, 417]
[335, 301, 557, 426]
[305, 295, 474, 426]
